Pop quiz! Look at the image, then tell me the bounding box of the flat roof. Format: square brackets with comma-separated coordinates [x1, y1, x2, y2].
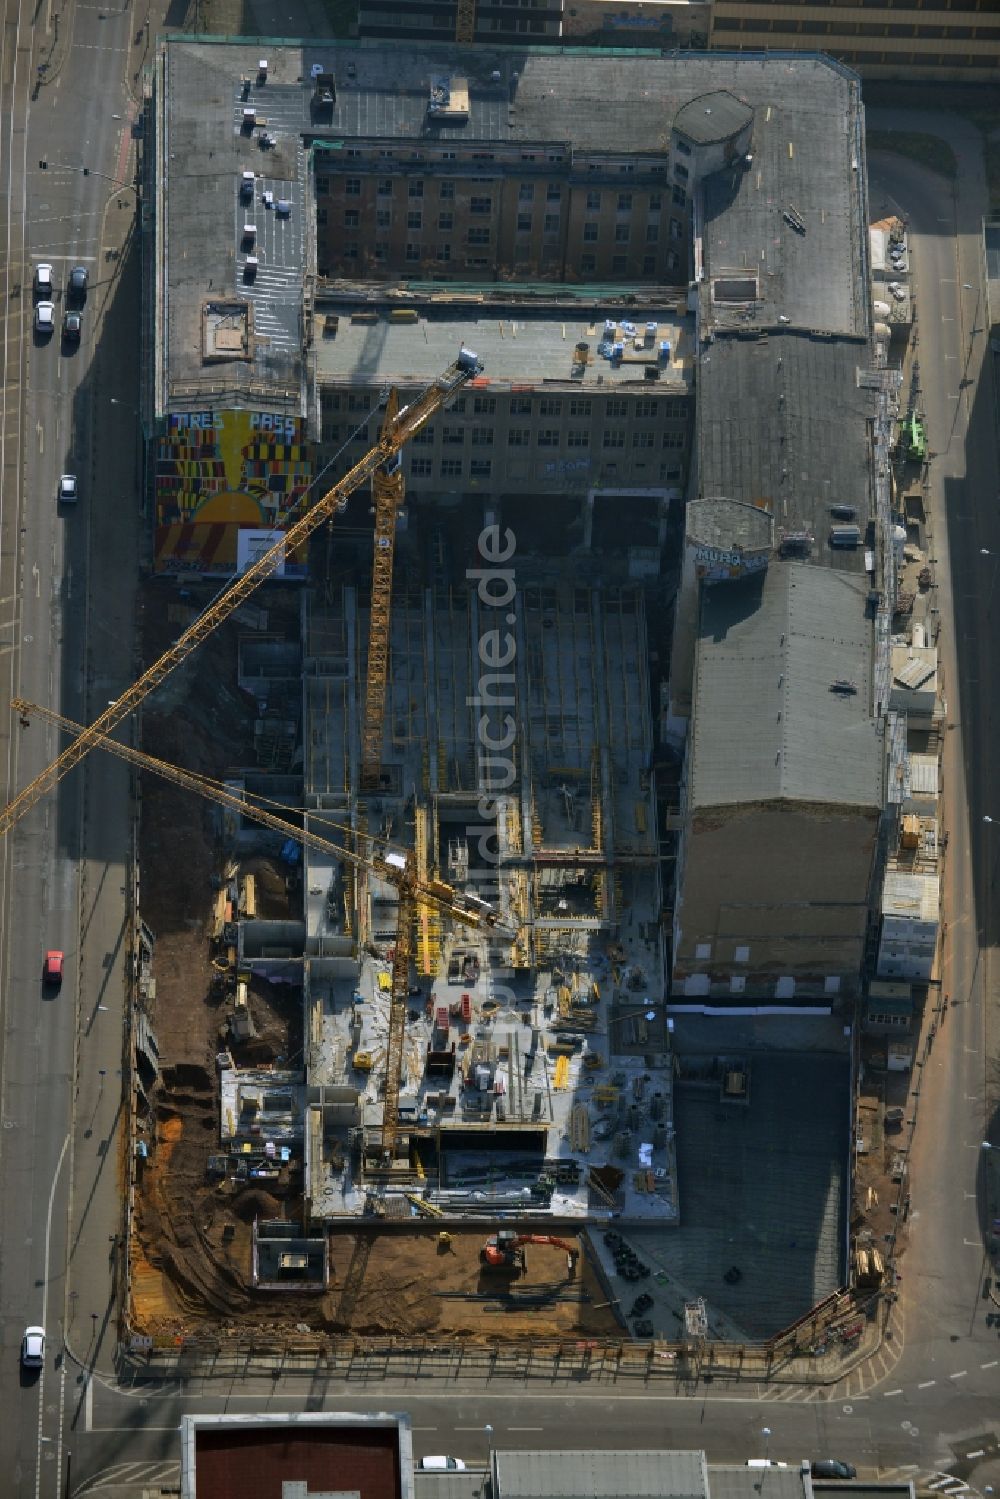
[314, 305, 693, 389]
[696, 334, 876, 558]
[700, 61, 864, 340]
[881, 869, 938, 922]
[690, 563, 883, 810]
[157, 43, 311, 415]
[161, 39, 856, 159]
[494, 1450, 709, 1499]
[181, 1414, 411, 1499]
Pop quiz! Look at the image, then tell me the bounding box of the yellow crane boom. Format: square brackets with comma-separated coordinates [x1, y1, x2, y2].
[14, 695, 513, 1160]
[0, 348, 482, 839]
[360, 387, 405, 793]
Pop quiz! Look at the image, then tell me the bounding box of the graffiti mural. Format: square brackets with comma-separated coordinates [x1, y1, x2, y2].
[154, 409, 312, 575]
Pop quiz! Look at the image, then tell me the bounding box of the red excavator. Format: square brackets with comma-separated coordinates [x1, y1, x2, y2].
[480, 1230, 579, 1275]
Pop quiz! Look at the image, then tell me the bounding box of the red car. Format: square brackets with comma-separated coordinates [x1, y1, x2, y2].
[43, 951, 64, 986]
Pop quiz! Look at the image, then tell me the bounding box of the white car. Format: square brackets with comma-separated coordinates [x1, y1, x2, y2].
[420, 1457, 467, 1471]
[35, 301, 55, 334]
[58, 474, 78, 504]
[21, 1326, 45, 1368]
[34, 263, 54, 296]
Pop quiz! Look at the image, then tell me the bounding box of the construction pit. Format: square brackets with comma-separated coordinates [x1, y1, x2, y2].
[131, 545, 681, 1346]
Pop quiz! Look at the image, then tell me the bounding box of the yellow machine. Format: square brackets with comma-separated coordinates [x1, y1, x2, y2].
[0, 348, 483, 841]
[15, 696, 515, 1166]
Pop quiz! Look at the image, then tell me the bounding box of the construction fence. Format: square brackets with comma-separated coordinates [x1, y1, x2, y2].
[118, 1285, 884, 1386]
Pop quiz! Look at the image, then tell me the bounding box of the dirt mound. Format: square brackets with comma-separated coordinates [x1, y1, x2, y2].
[233, 1189, 282, 1223]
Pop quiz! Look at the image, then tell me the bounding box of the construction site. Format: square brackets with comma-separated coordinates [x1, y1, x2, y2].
[0, 37, 897, 1350]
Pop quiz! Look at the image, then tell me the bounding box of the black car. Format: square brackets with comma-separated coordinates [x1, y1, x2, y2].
[67, 264, 89, 305]
[62, 309, 82, 342]
[811, 1461, 857, 1481]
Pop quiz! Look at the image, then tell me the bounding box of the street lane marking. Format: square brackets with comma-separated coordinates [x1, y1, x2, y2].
[918, 1380, 936, 1388]
[982, 1360, 998, 1369]
[36, 1134, 70, 1499]
[883, 1389, 903, 1397]
[508, 1427, 543, 1432]
[949, 1370, 967, 1379]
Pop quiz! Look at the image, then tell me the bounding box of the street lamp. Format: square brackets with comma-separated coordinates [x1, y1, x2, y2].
[761, 1428, 771, 1464]
[484, 1426, 494, 1490]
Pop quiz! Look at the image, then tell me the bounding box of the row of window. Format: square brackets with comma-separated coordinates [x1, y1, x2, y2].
[327, 425, 687, 451]
[398, 458, 683, 480]
[319, 146, 666, 171]
[325, 394, 689, 419]
[336, 212, 680, 243]
[714, 16, 1000, 40]
[335, 180, 684, 211]
[683, 973, 842, 998]
[324, 243, 681, 274]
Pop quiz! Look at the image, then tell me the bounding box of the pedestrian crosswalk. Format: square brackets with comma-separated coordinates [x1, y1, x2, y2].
[73, 1458, 180, 1494]
[877, 1467, 982, 1498]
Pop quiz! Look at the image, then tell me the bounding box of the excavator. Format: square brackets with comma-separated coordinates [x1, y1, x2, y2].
[480, 1230, 579, 1275]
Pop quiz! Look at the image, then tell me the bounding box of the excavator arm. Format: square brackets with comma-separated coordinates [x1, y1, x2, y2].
[0, 349, 482, 839]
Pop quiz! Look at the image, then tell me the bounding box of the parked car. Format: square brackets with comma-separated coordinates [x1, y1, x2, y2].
[34, 301, 55, 334]
[34, 263, 54, 298]
[811, 1461, 857, 1480]
[62, 309, 82, 343]
[21, 1326, 45, 1368]
[57, 475, 78, 504]
[67, 264, 89, 304]
[43, 950, 64, 986]
[420, 1458, 467, 1472]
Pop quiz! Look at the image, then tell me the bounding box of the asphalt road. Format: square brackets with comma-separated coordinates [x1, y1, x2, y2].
[0, 0, 140, 1492]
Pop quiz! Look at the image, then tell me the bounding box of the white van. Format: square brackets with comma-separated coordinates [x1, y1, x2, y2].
[420, 1457, 467, 1472]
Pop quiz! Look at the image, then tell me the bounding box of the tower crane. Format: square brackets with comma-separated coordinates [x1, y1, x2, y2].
[0, 347, 483, 840]
[14, 695, 514, 1164]
[455, 0, 476, 44]
[360, 388, 405, 793]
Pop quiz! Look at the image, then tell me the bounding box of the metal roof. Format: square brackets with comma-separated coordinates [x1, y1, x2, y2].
[708, 1468, 810, 1499]
[881, 870, 939, 923]
[494, 1450, 709, 1499]
[689, 562, 883, 810]
[687, 496, 773, 555]
[696, 335, 876, 557]
[907, 752, 939, 796]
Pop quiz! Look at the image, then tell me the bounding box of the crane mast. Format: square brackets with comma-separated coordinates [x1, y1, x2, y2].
[360, 387, 406, 793]
[0, 349, 482, 839]
[14, 694, 512, 1162]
